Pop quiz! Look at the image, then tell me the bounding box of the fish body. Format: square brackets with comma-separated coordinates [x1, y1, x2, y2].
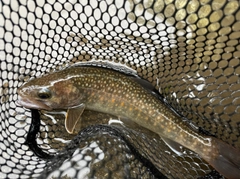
[18, 67, 240, 178]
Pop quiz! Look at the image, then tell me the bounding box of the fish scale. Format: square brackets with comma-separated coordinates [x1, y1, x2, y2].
[75, 70, 205, 144]
[17, 66, 240, 179]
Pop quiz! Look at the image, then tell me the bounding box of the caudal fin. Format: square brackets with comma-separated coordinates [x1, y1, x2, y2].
[204, 139, 240, 179]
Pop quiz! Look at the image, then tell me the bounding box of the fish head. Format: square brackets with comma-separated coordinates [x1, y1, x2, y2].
[17, 73, 83, 110]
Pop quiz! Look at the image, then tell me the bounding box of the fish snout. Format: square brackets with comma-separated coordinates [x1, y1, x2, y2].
[17, 95, 52, 110]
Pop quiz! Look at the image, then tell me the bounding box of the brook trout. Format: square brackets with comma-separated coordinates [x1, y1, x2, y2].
[17, 66, 240, 178]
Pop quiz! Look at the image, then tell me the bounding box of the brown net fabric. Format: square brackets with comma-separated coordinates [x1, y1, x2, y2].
[0, 0, 240, 178]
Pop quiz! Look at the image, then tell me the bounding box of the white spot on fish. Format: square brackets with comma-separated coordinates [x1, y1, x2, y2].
[108, 118, 124, 125]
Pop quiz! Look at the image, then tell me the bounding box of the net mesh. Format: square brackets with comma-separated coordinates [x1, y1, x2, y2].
[0, 0, 240, 178]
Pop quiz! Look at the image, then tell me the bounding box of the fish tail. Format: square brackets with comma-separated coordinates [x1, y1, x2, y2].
[204, 138, 240, 179]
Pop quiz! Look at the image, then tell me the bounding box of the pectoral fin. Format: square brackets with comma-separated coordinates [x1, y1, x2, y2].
[161, 136, 184, 156]
[65, 104, 85, 134]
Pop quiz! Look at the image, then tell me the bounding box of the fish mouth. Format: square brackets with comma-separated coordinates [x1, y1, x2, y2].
[17, 96, 52, 110]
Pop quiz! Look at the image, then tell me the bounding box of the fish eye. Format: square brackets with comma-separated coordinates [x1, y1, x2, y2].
[37, 89, 52, 99]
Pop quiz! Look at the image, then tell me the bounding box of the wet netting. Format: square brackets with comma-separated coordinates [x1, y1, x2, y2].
[0, 0, 240, 178]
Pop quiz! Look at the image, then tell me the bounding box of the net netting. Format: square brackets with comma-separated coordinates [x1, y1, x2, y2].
[0, 0, 240, 178]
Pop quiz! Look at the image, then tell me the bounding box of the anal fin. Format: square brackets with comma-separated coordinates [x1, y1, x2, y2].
[161, 136, 184, 156]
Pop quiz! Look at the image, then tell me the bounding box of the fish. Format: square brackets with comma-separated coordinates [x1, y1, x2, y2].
[17, 66, 240, 179]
